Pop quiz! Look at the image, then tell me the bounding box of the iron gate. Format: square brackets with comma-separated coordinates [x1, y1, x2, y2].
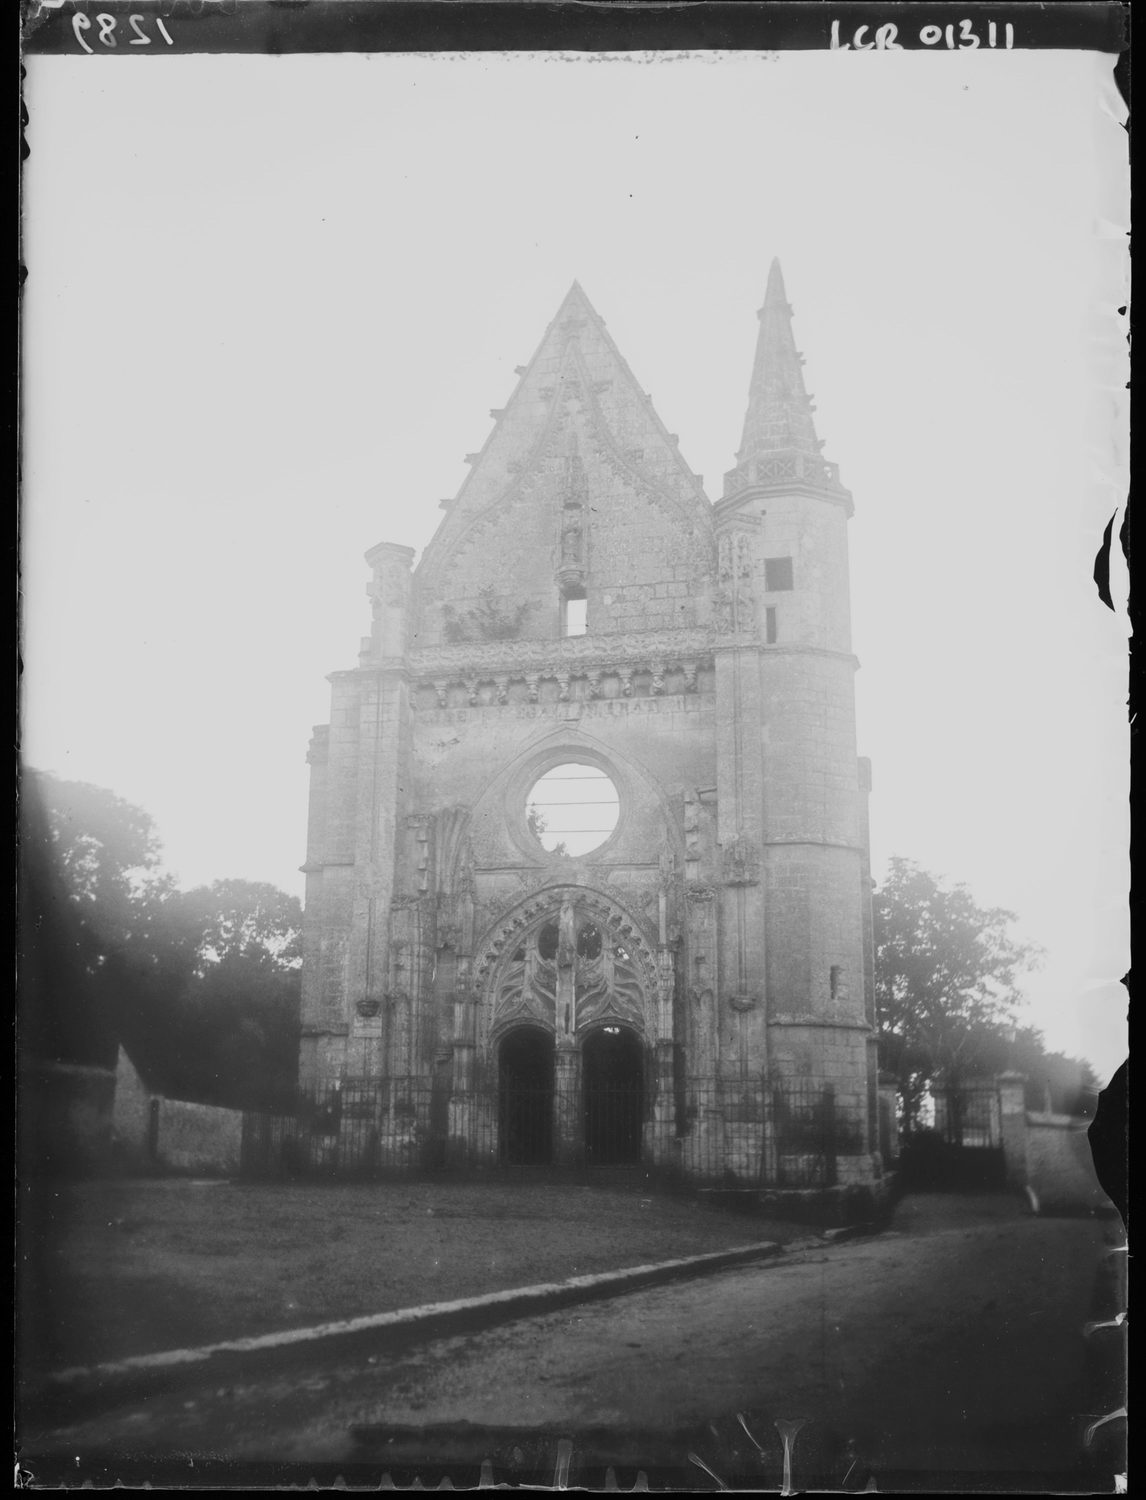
[583, 1078, 644, 1166]
[497, 1079, 554, 1165]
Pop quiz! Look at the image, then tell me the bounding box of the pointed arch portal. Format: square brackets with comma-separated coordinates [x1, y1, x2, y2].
[497, 1028, 554, 1166]
[582, 1025, 645, 1166]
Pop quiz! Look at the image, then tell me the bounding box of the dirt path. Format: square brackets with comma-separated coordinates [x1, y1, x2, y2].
[21, 1194, 1125, 1490]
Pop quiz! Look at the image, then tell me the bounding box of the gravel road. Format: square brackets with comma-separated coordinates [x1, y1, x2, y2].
[21, 1193, 1125, 1491]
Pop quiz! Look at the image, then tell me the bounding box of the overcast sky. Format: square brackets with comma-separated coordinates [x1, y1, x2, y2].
[22, 48, 1128, 1083]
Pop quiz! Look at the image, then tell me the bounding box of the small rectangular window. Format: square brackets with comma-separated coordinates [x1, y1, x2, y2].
[765, 607, 777, 644]
[564, 596, 587, 637]
[764, 557, 794, 592]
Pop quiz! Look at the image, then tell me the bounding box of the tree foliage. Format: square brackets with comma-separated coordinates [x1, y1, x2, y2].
[20, 771, 174, 1069]
[525, 802, 568, 857]
[1005, 1026, 1101, 1117]
[874, 858, 1042, 1131]
[164, 879, 302, 974]
[20, 770, 302, 1107]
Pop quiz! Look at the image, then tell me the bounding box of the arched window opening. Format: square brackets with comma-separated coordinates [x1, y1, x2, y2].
[562, 587, 587, 638]
[537, 922, 560, 961]
[577, 923, 603, 960]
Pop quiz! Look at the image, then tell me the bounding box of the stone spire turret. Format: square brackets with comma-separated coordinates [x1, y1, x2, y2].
[722, 259, 849, 504]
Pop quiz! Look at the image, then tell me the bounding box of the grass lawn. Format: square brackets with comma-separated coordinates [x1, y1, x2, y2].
[18, 1177, 807, 1380]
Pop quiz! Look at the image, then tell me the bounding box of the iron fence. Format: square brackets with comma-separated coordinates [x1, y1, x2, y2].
[241, 1073, 865, 1186]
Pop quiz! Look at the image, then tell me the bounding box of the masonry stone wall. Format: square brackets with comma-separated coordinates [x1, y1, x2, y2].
[743, 492, 854, 654]
[111, 1048, 243, 1175]
[1023, 1115, 1108, 1213]
[153, 1099, 243, 1175]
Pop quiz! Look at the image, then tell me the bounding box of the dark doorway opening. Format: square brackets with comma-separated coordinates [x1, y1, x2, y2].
[498, 1028, 554, 1165]
[583, 1027, 644, 1165]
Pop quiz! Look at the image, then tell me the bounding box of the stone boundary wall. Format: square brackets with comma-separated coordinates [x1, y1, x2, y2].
[992, 1073, 1109, 1213]
[1022, 1110, 1108, 1214]
[153, 1098, 243, 1175]
[112, 1048, 243, 1176]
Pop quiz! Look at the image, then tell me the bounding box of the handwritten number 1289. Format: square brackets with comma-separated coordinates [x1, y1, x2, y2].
[72, 13, 175, 50]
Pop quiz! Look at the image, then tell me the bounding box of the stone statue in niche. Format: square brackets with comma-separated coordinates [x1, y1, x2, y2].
[561, 511, 584, 568]
[715, 530, 756, 632]
[712, 588, 735, 633]
[385, 940, 409, 1005]
[435, 904, 461, 952]
[723, 834, 759, 886]
[557, 895, 577, 969]
[718, 533, 736, 584]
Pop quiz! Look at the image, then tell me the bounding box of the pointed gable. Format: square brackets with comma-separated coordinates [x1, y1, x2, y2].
[414, 285, 715, 648]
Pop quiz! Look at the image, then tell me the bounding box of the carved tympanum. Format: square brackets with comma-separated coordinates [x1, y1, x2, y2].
[480, 888, 656, 1044]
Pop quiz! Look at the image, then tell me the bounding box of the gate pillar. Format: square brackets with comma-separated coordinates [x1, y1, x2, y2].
[649, 1039, 677, 1166]
[553, 1040, 583, 1167]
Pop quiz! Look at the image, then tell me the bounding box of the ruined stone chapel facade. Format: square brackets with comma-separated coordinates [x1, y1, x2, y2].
[300, 264, 880, 1185]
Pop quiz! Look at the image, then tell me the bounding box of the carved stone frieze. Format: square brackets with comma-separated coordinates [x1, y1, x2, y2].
[409, 626, 717, 679]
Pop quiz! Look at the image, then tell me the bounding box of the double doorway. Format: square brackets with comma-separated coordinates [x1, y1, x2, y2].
[497, 1025, 645, 1166]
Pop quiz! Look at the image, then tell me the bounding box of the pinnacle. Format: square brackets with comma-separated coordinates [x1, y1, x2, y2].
[763, 256, 786, 307]
[736, 258, 821, 465]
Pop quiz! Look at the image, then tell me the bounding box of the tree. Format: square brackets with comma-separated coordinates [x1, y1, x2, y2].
[23, 769, 174, 951]
[164, 879, 302, 974]
[525, 803, 568, 858]
[160, 880, 303, 1106]
[19, 770, 179, 1068]
[874, 858, 1042, 1133]
[1006, 1026, 1101, 1117]
[20, 772, 303, 1107]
